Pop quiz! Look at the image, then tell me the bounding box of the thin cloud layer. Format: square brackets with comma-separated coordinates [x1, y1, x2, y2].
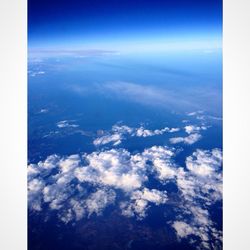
[96, 81, 201, 111]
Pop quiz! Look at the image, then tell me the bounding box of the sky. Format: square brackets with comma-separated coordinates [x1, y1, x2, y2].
[28, 0, 222, 52]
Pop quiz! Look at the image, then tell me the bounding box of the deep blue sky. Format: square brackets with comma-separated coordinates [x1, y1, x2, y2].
[28, 0, 222, 51]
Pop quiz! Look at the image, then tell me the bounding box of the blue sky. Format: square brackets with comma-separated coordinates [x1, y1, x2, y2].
[28, 0, 222, 51]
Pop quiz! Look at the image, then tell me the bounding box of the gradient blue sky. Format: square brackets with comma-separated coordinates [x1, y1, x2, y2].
[28, 0, 222, 51]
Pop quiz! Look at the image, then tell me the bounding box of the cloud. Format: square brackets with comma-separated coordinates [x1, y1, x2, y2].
[76, 149, 148, 191]
[172, 205, 222, 249]
[135, 126, 179, 137]
[142, 146, 176, 181]
[186, 148, 222, 177]
[57, 120, 79, 128]
[120, 188, 168, 219]
[169, 133, 202, 145]
[186, 111, 222, 123]
[29, 49, 118, 58]
[85, 189, 116, 216]
[172, 221, 194, 238]
[171, 149, 223, 249]
[29, 71, 45, 77]
[93, 133, 122, 146]
[39, 109, 48, 114]
[112, 124, 134, 134]
[132, 188, 168, 204]
[187, 111, 204, 116]
[97, 81, 198, 111]
[93, 124, 180, 147]
[28, 146, 222, 249]
[28, 146, 176, 219]
[184, 125, 207, 134]
[169, 123, 208, 145]
[28, 179, 45, 211]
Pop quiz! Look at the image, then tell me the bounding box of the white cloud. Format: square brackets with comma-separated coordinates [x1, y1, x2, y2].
[93, 133, 122, 146]
[28, 179, 45, 211]
[142, 146, 176, 181]
[171, 149, 223, 249]
[93, 124, 180, 147]
[170, 133, 202, 145]
[187, 111, 204, 116]
[152, 158, 176, 180]
[28, 145, 222, 249]
[135, 126, 176, 137]
[37, 154, 60, 170]
[112, 124, 134, 134]
[69, 199, 86, 221]
[97, 81, 200, 111]
[85, 189, 116, 216]
[172, 203, 222, 250]
[43, 185, 69, 210]
[28, 146, 176, 220]
[57, 120, 79, 128]
[186, 149, 222, 177]
[169, 128, 180, 132]
[29, 71, 45, 77]
[184, 125, 207, 134]
[132, 188, 168, 204]
[76, 149, 148, 191]
[120, 188, 167, 219]
[170, 123, 209, 145]
[172, 221, 194, 238]
[39, 109, 48, 113]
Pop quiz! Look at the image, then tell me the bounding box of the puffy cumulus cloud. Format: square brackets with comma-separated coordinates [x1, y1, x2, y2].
[184, 125, 207, 134]
[186, 149, 222, 177]
[120, 188, 168, 219]
[59, 189, 116, 224]
[172, 205, 222, 249]
[92, 125, 132, 146]
[171, 149, 223, 249]
[135, 126, 179, 137]
[169, 133, 202, 145]
[75, 149, 148, 191]
[132, 188, 168, 204]
[93, 133, 122, 146]
[85, 189, 116, 216]
[172, 221, 194, 238]
[169, 123, 208, 145]
[93, 124, 180, 147]
[142, 146, 177, 181]
[28, 154, 80, 212]
[27, 154, 60, 182]
[112, 124, 134, 134]
[28, 145, 222, 249]
[28, 178, 45, 211]
[57, 120, 79, 128]
[28, 145, 177, 222]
